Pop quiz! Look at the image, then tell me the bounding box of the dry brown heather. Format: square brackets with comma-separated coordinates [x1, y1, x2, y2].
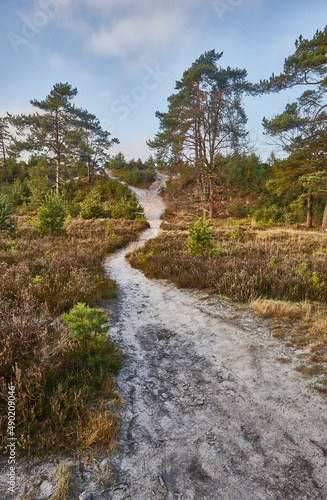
[0, 217, 148, 457]
[127, 226, 327, 392]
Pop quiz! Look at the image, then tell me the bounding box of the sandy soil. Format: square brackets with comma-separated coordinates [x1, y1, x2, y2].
[104, 175, 327, 499]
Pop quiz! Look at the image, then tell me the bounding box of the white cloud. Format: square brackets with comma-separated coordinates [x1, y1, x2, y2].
[89, 11, 184, 59]
[57, 0, 200, 67]
[48, 54, 65, 70]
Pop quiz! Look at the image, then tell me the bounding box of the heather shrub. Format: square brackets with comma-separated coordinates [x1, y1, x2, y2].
[128, 229, 327, 303]
[37, 191, 66, 235]
[0, 301, 122, 456]
[0, 218, 148, 456]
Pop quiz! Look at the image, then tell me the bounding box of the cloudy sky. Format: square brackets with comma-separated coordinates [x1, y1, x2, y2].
[1, 0, 326, 161]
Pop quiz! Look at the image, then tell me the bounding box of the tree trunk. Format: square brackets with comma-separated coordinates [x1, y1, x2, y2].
[87, 135, 92, 184]
[56, 156, 60, 196]
[209, 177, 214, 219]
[306, 195, 313, 229]
[320, 202, 327, 233]
[55, 108, 61, 196]
[1, 136, 7, 181]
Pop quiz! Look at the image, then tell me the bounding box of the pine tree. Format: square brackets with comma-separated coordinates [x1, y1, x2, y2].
[148, 50, 255, 218]
[10, 83, 78, 196]
[261, 26, 327, 230]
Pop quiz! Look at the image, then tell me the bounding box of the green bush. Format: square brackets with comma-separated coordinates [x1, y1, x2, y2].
[110, 193, 145, 220]
[28, 159, 55, 206]
[146, 166, 156, 182]
[187, 214, 214, 255]
[8, 178, 31, 206]
[37, 191, 66, 235]
[230, 201, 254, 218]
[253, 204, 282, 226]
[124, 166, 142, 185]
[95, 178, 131, 201]
[0, 195, 16, 234]
[61, 302, 109, 350]
[79, 188, 104, 219]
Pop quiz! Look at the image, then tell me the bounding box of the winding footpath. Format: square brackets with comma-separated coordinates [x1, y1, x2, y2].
[105, 176, 327, 500]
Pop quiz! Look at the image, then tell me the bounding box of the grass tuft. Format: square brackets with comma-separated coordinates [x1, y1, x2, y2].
[249, 299, 302, 319]
[53, 462, 78, 500]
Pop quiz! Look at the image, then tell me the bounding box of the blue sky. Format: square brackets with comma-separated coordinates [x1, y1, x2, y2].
[1, 0, 326, 161]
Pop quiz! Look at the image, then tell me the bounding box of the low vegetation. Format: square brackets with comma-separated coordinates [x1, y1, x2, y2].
[128, 226, 327, 302]
[0, 217, 148, 457]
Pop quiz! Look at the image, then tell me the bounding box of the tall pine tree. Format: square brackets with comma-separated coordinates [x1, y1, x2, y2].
[148, 50, 254, 217]
[261, 26, 327, 230]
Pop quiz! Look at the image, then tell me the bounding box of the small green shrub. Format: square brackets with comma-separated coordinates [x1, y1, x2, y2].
[110, 194, 145, 220]
[253, 204, 282, 226]
[8, 178, 31, 206]
[311, 272, 319, 287]
[79, 188, 104, 219]
[0, 195, 16, 235]
[37, 191, 66, 235]
[230, 201, 254, 218]
[187, 214, 214, 255]
[296, 262, 308, 275]
[6, 239, 18, 254]
[138, 245, 156, 264]
[124, 166, 142, 185]
[61, 302, 109, 350]
[210, 244, 224, 257]
[230, 228, 241, 241]
[146, 166, 156, 182]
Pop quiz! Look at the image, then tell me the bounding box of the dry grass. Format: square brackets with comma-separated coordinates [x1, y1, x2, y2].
[53, 462, 78, 500]
[0, 217, 148, 457]
[249, 299, 302, 319]
[250, 299, 327, 384]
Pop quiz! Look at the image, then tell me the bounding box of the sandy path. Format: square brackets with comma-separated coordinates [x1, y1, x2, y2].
[104, 176, 327, 500]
